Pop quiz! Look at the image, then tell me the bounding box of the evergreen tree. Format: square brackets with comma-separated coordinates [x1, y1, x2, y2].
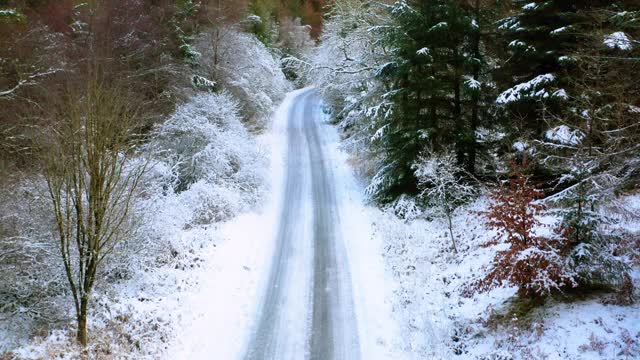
[560, 2, 640, 182]
[457, 0, 504, 175]
[552, 163, 632, 296]
[495, 0, 581, 137]
[367, 0, 452, 202]
[249, 0, 279, 43]
[367, 0, 490, 203]
[544, 2, 639, 297]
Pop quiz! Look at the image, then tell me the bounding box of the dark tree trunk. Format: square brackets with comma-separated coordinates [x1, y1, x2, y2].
[77, 296, 89, 346]
[453, 48, 464, 166]
[467, 0, 481, 175]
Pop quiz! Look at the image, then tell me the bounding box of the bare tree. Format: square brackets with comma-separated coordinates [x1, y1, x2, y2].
[414, 151, 477, 254]
[42, 77, 147, 346]
[200, 0, 249, 78]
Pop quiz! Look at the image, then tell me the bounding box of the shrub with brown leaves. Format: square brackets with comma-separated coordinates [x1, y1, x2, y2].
[471, 161, 576, 298]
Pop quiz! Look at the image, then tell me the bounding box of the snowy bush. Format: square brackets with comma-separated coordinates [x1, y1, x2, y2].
[179, 180, 242, 225]
[471, 162, 576, 298]
[413, 151, 477, 253]
[151, 92, 267, 223]
[0, 177, 68, 352]
[193, 30, 291, 129]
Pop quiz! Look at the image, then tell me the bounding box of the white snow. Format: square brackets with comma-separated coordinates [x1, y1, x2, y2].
[496, 73, 556, 104]
[604, 32, 633, 50]
[508, 40, 527, 48]
[551, 26, 569, 35]
[544, 125, 585, 146]
[246, 14, 262, 24]
[430, 22, 448, 31]
[165, 89, 306, 359]
[191, 75, 216, 91]
[552, 88, 568, 99]
[465, 78, 481, 90]
[498, 17, 520, 31]
[558, 55, 574, 63]
[416, 47, 431, 56]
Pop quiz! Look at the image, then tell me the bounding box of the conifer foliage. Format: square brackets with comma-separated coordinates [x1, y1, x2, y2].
[366, 0, 490, 203]
[495, 0, 578, 127]
[313, 1, 638, 303]
[315, 0, 639, 208]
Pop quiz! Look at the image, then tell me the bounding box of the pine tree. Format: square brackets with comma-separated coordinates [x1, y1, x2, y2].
[367, 0, 479, 203]
[552, 162, 633, 298]
[495, 0, 583, 137]
[366, 0, 439, 202]
[249, 0, 279, 43]
[538, 1, 639, 212]
[559, 2, 640, 184]
[457, 0, 504, 175]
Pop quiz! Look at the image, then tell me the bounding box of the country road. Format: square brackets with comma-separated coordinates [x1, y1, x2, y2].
[244, 89, 360, 360]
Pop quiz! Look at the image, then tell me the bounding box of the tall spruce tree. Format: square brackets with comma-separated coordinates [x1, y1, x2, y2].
[367, 0, 490, 203]
[367, 0, 458, 203]
[527, 1, 639, 182]
[457, 0, 504, 175]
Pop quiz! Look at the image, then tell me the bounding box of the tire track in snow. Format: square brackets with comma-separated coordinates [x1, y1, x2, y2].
[303, 93, 359, 360]
[244, 91, 311, 359]
[245, 90, 360, 360]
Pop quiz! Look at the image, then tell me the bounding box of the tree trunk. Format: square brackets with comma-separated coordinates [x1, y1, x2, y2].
[467, 0, 481, 175]
[77, 296, 88, 346]
[447, 212, 458, 254]
[452, 47, 464, 166]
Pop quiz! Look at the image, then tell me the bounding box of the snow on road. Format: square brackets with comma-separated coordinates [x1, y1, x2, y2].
[168, 89, 406, 359]
[316, 94, 408, 360]
[165, 89, 297, 359]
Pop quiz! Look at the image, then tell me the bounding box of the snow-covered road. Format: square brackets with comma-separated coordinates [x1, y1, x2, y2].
[168, 89, 405, 360]
[244, 89, 360, 360]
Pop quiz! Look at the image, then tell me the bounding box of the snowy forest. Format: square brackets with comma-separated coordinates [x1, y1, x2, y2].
[1, 0, 639, 359]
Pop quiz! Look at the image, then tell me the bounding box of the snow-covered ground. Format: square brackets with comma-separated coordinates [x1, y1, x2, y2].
[5, 87, 638, 360]
[373, 196, 640, 359]
[165, 89, 300, 359]
[171, 89, 408, 359]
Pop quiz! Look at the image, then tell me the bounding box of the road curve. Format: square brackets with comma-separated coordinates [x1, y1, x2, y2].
[244, 90, 360, 360]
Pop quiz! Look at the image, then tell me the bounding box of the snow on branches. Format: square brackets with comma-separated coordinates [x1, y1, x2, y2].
[151, 93, 267, 224]
[470, 161, 576, 298]
[413, 151, 476, 253]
